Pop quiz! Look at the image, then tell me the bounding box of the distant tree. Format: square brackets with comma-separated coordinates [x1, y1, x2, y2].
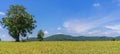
[37, 30, 44, 41]
[111, 38, 117, 41]
[0, 5, 36, 42]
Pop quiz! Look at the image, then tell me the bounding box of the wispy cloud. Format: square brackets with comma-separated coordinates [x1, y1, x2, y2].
[93, 3, 101, 7]
[0, 26, 2, 30]
[0, 12, 5, 16]
[105, 24, 120, 34]
[63, 19, 90, 33]
[87, 30, 117, 36]
[0, 34, 15, 41]
[57, 27, 62, 30]
[113, 0, 120, 6]
[63, 11, 120, 36]
[56, 32, 63, 34]
[0, 25, 14, 41]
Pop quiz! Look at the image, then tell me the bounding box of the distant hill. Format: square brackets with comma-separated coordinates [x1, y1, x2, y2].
[27, 34, 120, 41]
[44, 34, 75, 41]
[43, 34, 116, 41]
[115, 36, 120, 39]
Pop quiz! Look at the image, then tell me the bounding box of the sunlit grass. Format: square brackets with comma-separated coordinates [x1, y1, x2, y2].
[0, 41, 120, 54]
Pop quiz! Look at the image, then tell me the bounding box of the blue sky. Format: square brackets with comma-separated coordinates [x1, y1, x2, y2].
[0, 0, 120, 41]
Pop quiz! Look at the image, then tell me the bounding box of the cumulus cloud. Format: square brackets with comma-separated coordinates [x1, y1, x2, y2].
[44, 31, 49, 35]
[0, 12, 5, 16]
[63, 19, 90, 33]
[93, 3, 101, 7]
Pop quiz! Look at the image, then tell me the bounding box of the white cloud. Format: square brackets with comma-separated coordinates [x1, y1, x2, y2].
[105, 25, 120, 34]
[0, 26, 2, 30]
[93, 3, 101, 7]
[87, 30, 114, 36]
[63, 11, 120, 36]
[0, 34, 15, 41]
[0, 28, 15, 41]
[86, 29, 120, 37]
[0, 12, 5, 16]
[57, 27, 61, 30]
[44, 31, 49, 35]
[63, 19, 90, 33]
[56, 32, 63, 34]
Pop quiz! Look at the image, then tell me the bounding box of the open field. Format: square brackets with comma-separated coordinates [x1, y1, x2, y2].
[0, 41, 120, 54]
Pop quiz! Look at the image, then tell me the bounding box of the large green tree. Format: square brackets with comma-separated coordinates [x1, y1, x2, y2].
[0, 5, 36, 42]
[37, 30, 44, 41]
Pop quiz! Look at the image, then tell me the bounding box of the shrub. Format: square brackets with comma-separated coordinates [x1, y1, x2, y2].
[111, 38, 117, 41]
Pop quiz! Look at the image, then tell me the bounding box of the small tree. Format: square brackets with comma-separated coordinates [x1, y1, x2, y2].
[111, 38, 117, 41]
[0, 5, 36, 42]
[37, 30, 44, 41]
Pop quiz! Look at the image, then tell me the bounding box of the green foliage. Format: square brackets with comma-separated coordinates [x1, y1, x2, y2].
[0, 5, 36, 42]
[37, 30, 44, 41]
[111, 38, 117, 41]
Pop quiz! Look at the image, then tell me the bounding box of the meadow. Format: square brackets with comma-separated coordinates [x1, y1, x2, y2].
[0, 41, 120, 54]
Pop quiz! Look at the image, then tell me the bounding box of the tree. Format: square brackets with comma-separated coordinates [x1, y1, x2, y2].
[111, 38, 117, 41]
[37, 30, 44, 41]
[0, 5, 36, 42]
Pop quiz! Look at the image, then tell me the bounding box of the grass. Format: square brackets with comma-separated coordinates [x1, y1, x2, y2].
[0, 41, 120, 54]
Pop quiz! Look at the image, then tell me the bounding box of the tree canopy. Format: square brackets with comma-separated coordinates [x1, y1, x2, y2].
[0, 5, 36, 42]
[37, 30, 44, 41]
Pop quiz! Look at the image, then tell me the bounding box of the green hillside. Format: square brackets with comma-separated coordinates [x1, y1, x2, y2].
[43, 34, 115, 41]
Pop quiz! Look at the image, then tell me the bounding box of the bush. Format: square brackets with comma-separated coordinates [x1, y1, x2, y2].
[111, 38, 117, 41]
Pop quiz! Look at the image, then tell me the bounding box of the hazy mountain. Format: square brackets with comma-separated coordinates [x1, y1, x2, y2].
[43, 34, 115, 41]
[43, 34, 75, 41]
[27, 34, 119, 41]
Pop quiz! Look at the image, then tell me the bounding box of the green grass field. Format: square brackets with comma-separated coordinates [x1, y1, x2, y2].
[0, 41, 120, 54]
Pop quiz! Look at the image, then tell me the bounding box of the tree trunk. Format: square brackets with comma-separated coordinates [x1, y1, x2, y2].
[16, 34, 20, 42]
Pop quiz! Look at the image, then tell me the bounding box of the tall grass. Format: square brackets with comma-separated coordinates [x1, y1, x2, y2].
[0, 41, 120, 54]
